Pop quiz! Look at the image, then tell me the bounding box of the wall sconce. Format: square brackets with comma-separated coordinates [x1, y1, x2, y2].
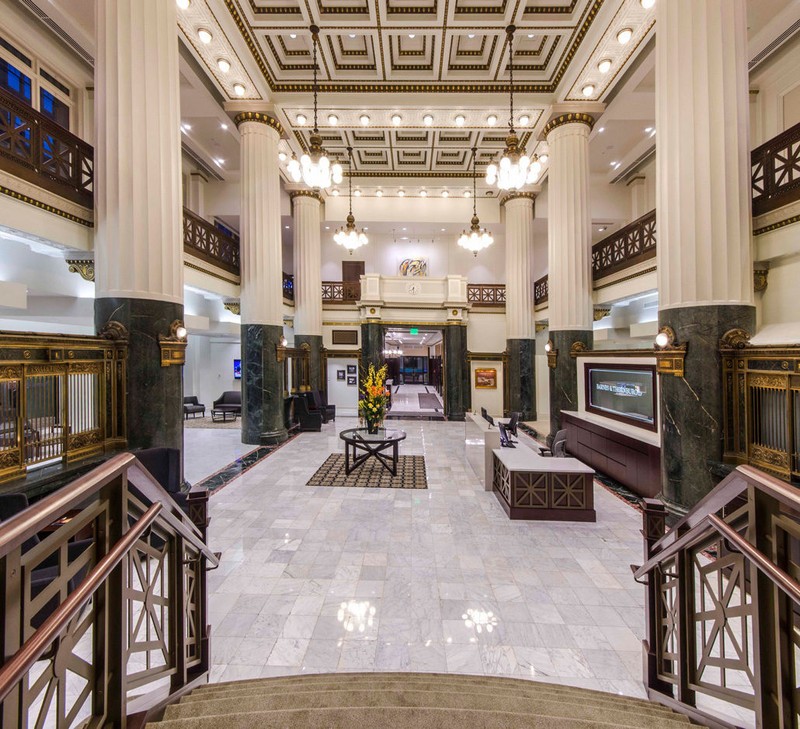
[545, 339, 558, 369]
[654, 325, 687, 377]
[158, 320, 188, 367]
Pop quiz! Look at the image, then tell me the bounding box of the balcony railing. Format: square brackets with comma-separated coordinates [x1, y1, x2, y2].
[467, 283, 506, 307]
[0, 330, 127, 483]
[592, 209, 657, 280]
[0, 86, 93, 208]
[183, 207, 240, 275]
[534, 275, 549, 305]
[283, 272, 294, 301]
[322, 280, 361, 303]
[752, 120, 800, 217]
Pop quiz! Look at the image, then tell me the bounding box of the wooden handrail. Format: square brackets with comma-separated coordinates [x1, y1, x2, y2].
[0, 503, 162, 704]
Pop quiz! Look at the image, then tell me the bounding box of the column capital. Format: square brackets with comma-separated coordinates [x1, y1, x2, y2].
[233, 111, 284, 136]
[542, 112, 597, 139]
[500, 190, 538, 207]
[289, 189, 324, 207]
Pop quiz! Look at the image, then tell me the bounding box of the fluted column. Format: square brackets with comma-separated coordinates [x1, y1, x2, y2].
[93, 0, 184, 456]
[235, 112, 287, 444]
[503, 193, 536, 420]
[545, 113, 595, 439]
[656, 0, 755, 512]
[292, 192, 324, 391]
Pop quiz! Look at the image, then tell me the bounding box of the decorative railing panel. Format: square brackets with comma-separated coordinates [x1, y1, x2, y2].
[752, 120, 800, 217]
[0, 331, 127, 483]
[183, 207, 240, 276]
[534, 275, 548, 306]
[467, 283, 506, 307]
[591, 209, 657, 280]
[0, 86, 93, 208]
[283, 272, 294, 301]
[322, 280, 361, 303]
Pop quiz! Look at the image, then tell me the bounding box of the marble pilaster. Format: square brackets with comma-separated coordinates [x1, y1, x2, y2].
[360, 323, 384, 374]
[444, 325, 469, 420]
[241, 324, 287, 445]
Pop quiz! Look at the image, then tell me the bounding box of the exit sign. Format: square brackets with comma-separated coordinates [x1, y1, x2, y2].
[409, 328, 419, 335]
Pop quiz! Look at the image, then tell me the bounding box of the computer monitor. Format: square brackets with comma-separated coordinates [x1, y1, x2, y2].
[486, 414, 495, 427]
[480, 407, 487, 419]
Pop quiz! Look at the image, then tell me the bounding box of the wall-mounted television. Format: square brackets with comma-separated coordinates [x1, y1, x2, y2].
[233, 359, 242, 380]
[584, 363, 657, 431]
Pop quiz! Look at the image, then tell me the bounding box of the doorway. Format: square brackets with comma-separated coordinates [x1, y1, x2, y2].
[383, 327, 445, 419]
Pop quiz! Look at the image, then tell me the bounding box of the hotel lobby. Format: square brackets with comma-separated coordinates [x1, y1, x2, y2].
[1, 0, 799, 727]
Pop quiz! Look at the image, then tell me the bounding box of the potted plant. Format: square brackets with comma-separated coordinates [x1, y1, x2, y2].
[358, 363, 389, 434]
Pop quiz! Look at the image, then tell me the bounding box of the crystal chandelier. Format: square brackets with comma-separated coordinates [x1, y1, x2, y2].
[485, 25, 541, 191]
[286, 25, 342, 190]
[458, 147, 494, 256]
[334, 146, 368, 253]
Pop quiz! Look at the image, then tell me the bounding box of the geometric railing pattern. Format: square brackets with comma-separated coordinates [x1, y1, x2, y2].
[322, 280, 361, 303]
[467, 283, 506, 307]
[591, 209, 657, 280]
[183, 207, 240, 276]
[752, 120, 800, 217]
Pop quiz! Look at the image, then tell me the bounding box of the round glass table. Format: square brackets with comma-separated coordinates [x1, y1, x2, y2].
[339, 427, 407, 476]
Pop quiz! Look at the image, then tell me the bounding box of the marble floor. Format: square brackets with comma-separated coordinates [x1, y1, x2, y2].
[184, 427, 254, 484]
[389, 384, 444, 414]
[201, 417, 649, 697]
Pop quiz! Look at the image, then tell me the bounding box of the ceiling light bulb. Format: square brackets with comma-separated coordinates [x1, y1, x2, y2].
[468, 34, 475, 39]
[527, 34, 534, 39]
[182, 122, 192, 131]
[655, 331, 669, 348]
[645, 126, 653, 133]
[455, 114, 465, 127]
[486, 114, 497, 126]
[349, 34, 356, 38]
[420, 190, 427, 197]
[408, 34, 415, 39]
[518, 115, 530, 126]
[617, 28, 633, 45]
[332, 189, 340, 196]
[289, 33, 297, 39]
[423, 114, 434, 126]
[176, 0, 190, 8]
[360, 114, 370, 126]
[392, 114, 402, 126]
[296, 114, 307, 125]
[376, 190, 383, 197]
[198, 28, 213, 44]
[221, 122, 228, 130]
[582, 84, 595, 97]
[598, 126, 605, 133]
[597, 58, 612, 74]
[354, 189, 361, 197]
[233, 83, 246, 97]
[539, 153, 548, 163]
[398, 190, 405, 197]
[442, 190, 449, 198]
[328, 114, 339, 125]
[278, 152, 287, 161]
[641, 0, 655, 8]
[463, 190, 471, 198]
[544, 341, 552, 353]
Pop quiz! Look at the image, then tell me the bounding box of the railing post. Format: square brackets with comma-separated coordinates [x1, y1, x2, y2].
[170, 534, 187, 691]
[1, 549, 23, 728]
[186, 488, 211, 672]
[676, 547, 696, 708]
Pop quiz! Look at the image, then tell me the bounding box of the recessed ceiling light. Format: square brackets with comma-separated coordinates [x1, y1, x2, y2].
[468, 34, 475, 39]
[349, 34, 356, 39]
[598, 126, 605, 133]
[198, 28, 213, 44]
[332, 189, 339, 196]
[518, 115, 530, 126]
[221, 122, 228, 130]
[582, 84, 595, 97]
[527, 34, 534, 39]
[233, 83, 246, 96]
[325, 225, 330, 230]
[617, 28, 633, 45]
[610, 161, 618, 167]
[645, 126, 653, 133]
[289, 33, 297, 39]
[540, 153, 548, 163]
[392, 114, 402, 126]
[597, 58, 612, 74]
[487, 114, 497, 126]
[217, 58, 231, 73]
[423, 114, 434, 126]
[376, 190, 383, 197]
[402, 236, 408, 240]
[363, 227, 369, 231]
[455, 114, 465, 126]
[296, 114, 307, 125]
[408, 34, 415, 39]
[640, 0, 655, 8]
[278, 152, 287, 161]
[402, 227, 407, 231]
[441, 228, 445, 232]
[328, 114, 339, 125]
[285, 225, 290, 229]
[420, 190, 428, 197]
[360, 114, 370, 126]
[176, 0, 190, 9]
[442, 190, 449, 198]
[598, 226, 606, 232]
[463, 190, 471, 198]
[181, 122, 192, 131]
[398, 190, 405, 197]
[354, 189, 361, 197]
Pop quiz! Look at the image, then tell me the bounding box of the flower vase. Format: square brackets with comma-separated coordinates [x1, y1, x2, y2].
[366, 418, 380, 435]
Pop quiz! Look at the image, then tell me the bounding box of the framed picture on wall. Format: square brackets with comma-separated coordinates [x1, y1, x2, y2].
[347, 376, 357, 386]
[337, 369, 345, 380]
[475, 368, 497, 389]
[347, 365, 357, 374]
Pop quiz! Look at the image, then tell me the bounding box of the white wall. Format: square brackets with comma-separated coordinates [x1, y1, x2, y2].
[326, 358, 359, 416]
[467, 312, 508, 351]
[184, 335, 241, 411]
[750, 36, 800, 145]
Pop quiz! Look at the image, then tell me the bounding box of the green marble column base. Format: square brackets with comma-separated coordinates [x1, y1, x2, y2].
[507, 338, 536, 421]
[659, 304, 756, 514]
[295, 334, 323, 392]
[549, 329, 592, 440]
[241, 324, 288, 445]
[444, 325, 469, 421]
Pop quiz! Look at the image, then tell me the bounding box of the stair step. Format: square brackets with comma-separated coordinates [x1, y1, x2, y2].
[149, 706, 694, 729]
[162, 688, 691, 728]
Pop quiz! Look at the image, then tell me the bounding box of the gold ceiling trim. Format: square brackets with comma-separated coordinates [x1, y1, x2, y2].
[592, 265, 657, 292]
[234, 111, 285, 135]
[753, 214, 800, 236]
[542, 112, 596, 137]
[0, 185, 93, 227]
[289, 190, 324, 205]
[246, 0, 302, 14]
[524, 0, 579, 14]
[500, 191, 537, 205]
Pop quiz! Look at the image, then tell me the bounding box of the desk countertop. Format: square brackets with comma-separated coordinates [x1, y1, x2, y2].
[492, 447, 595, 474]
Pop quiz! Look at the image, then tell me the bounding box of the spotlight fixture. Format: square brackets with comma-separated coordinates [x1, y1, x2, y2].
[442, 190, 449, 198]
[296, 114, 307, 125]
[278, 152, 287, 162]
[458, 147, 494, 256]
[468, 34, 476, 39]
[597, 58, 612, 74]
[641, 0, 655, 8]
[349, 33, 356, 38]
[181, 122, 192, 131]
[455, 114, 465, 127]
[582, 84, 595, 97]
[354, 189, 361, 197]
[333, 146, 368, 253]
[518, 114, 530, 126]
[360, 114, 370, 126]
[332, 189, 340, 196]
[391, 114, 402, 126]
[376, 190, 383, 197]
[408, 34, 415, 38]
[539, 153, 548, 163]
[176, 0, 190, 9]
[617, 28, 633, 45]
[420, 190, 428, 197]
[398, 190, 405, 197]
[217, 58, 231, 73]
[233, 83, 246, 97]
[198, 28, 212, 44]
[286, 26, 343, 190]
[423, 114, 434, 126]
[463, 190, 471, 198]
[328, 114, 339, 125]
[221, 123, 228, 130]
[598, 126, 605, 133]
[487, 115, 497, 126]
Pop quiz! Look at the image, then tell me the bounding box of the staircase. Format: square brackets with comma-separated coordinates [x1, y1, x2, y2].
[145, 672, 704, 728]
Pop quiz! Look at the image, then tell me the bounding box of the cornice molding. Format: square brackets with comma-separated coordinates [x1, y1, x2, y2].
[66, 259, 95, 282]
[0, 185, 93, 227]
[500, 191, 537, 206]
[289, 190, 324, 205]
[542, 112, 596, 137]
[233, 111, 284, 136]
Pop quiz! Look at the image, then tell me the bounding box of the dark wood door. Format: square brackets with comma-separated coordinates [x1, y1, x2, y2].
[342, 261, 365, 281]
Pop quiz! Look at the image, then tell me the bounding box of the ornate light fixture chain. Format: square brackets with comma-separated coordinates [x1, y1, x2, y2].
[334, 146, 368, 253]
[458, 147, 494, 256]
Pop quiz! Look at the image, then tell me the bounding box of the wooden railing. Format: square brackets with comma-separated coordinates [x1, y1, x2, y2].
[533, 275, 548, 305]
[0, 86, 93, 208]
[635, 465, 800, 728]
[721, 340, 800, 482]
[283, 272, 294, 301]
[592, 209, 657, 280]
[0, 452, 217, 727]
[467, 283, 506, 307]
[183, 207, 240, 276]
[0, 330, 127, 484]
[752, 120, 800, 217]
[322, 280, 361, 303]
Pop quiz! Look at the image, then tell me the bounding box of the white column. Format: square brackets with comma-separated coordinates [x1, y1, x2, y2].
[94, 0, 183, 303]
[187, 172, 208, 219]
[656, 0, 753, 309]
[503, 194, 534, 339]
[545, 117, 594, 331]
[292, 193, 323, 336]
[236, 114, 284, 326]
[628, 176, 647, 221]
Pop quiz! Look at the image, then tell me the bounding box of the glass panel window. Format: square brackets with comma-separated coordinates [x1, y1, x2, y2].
[0, 58, 32, 103]
[40, 88, 70, 129]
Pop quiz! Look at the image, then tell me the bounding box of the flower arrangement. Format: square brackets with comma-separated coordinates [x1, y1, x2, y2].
[358, 363, 390, 434]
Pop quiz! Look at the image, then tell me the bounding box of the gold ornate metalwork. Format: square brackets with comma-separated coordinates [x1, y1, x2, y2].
[569, 341, 589, 357]
[66, 258, 95, 282]
[542, 112, 597, 137]
[535, 320, 548, 333]
[233, 111, 285, 135]
[223, 301, 241, 315]
[0, 184, 93, 227]
[654, 325, 687, 377]
[593, 307, 611, 321]
[720, 328, 751, 349]
[546, 339, 558, 369]
[289, 189, 324, 205]
[754, 268, 769, 292]
[499, 191, 538, 206]
[158, 320, 188, 368]
[753, 213, 800, 236]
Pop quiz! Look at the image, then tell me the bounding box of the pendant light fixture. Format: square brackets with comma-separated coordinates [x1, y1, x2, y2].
[485, 26, 541, 190]
[334, 147, 368, 253]
[287, 25, 343, 190]
[458, 148, 494, 256]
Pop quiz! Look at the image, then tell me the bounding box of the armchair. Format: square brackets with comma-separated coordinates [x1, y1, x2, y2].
[540, 429, 567, 458]
[183, 396, 206, 419]
[293, 395, 322, 432]
[212, 390, 241, 415]
[306, 390, 336, 423]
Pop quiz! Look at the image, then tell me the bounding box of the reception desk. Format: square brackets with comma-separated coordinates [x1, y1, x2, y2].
[492, 447, 596, 522]
[465, 412, 525, 490]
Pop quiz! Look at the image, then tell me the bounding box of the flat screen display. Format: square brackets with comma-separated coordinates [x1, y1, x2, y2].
[585, 364, 656, 430]
[233, 359, 242, 380]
